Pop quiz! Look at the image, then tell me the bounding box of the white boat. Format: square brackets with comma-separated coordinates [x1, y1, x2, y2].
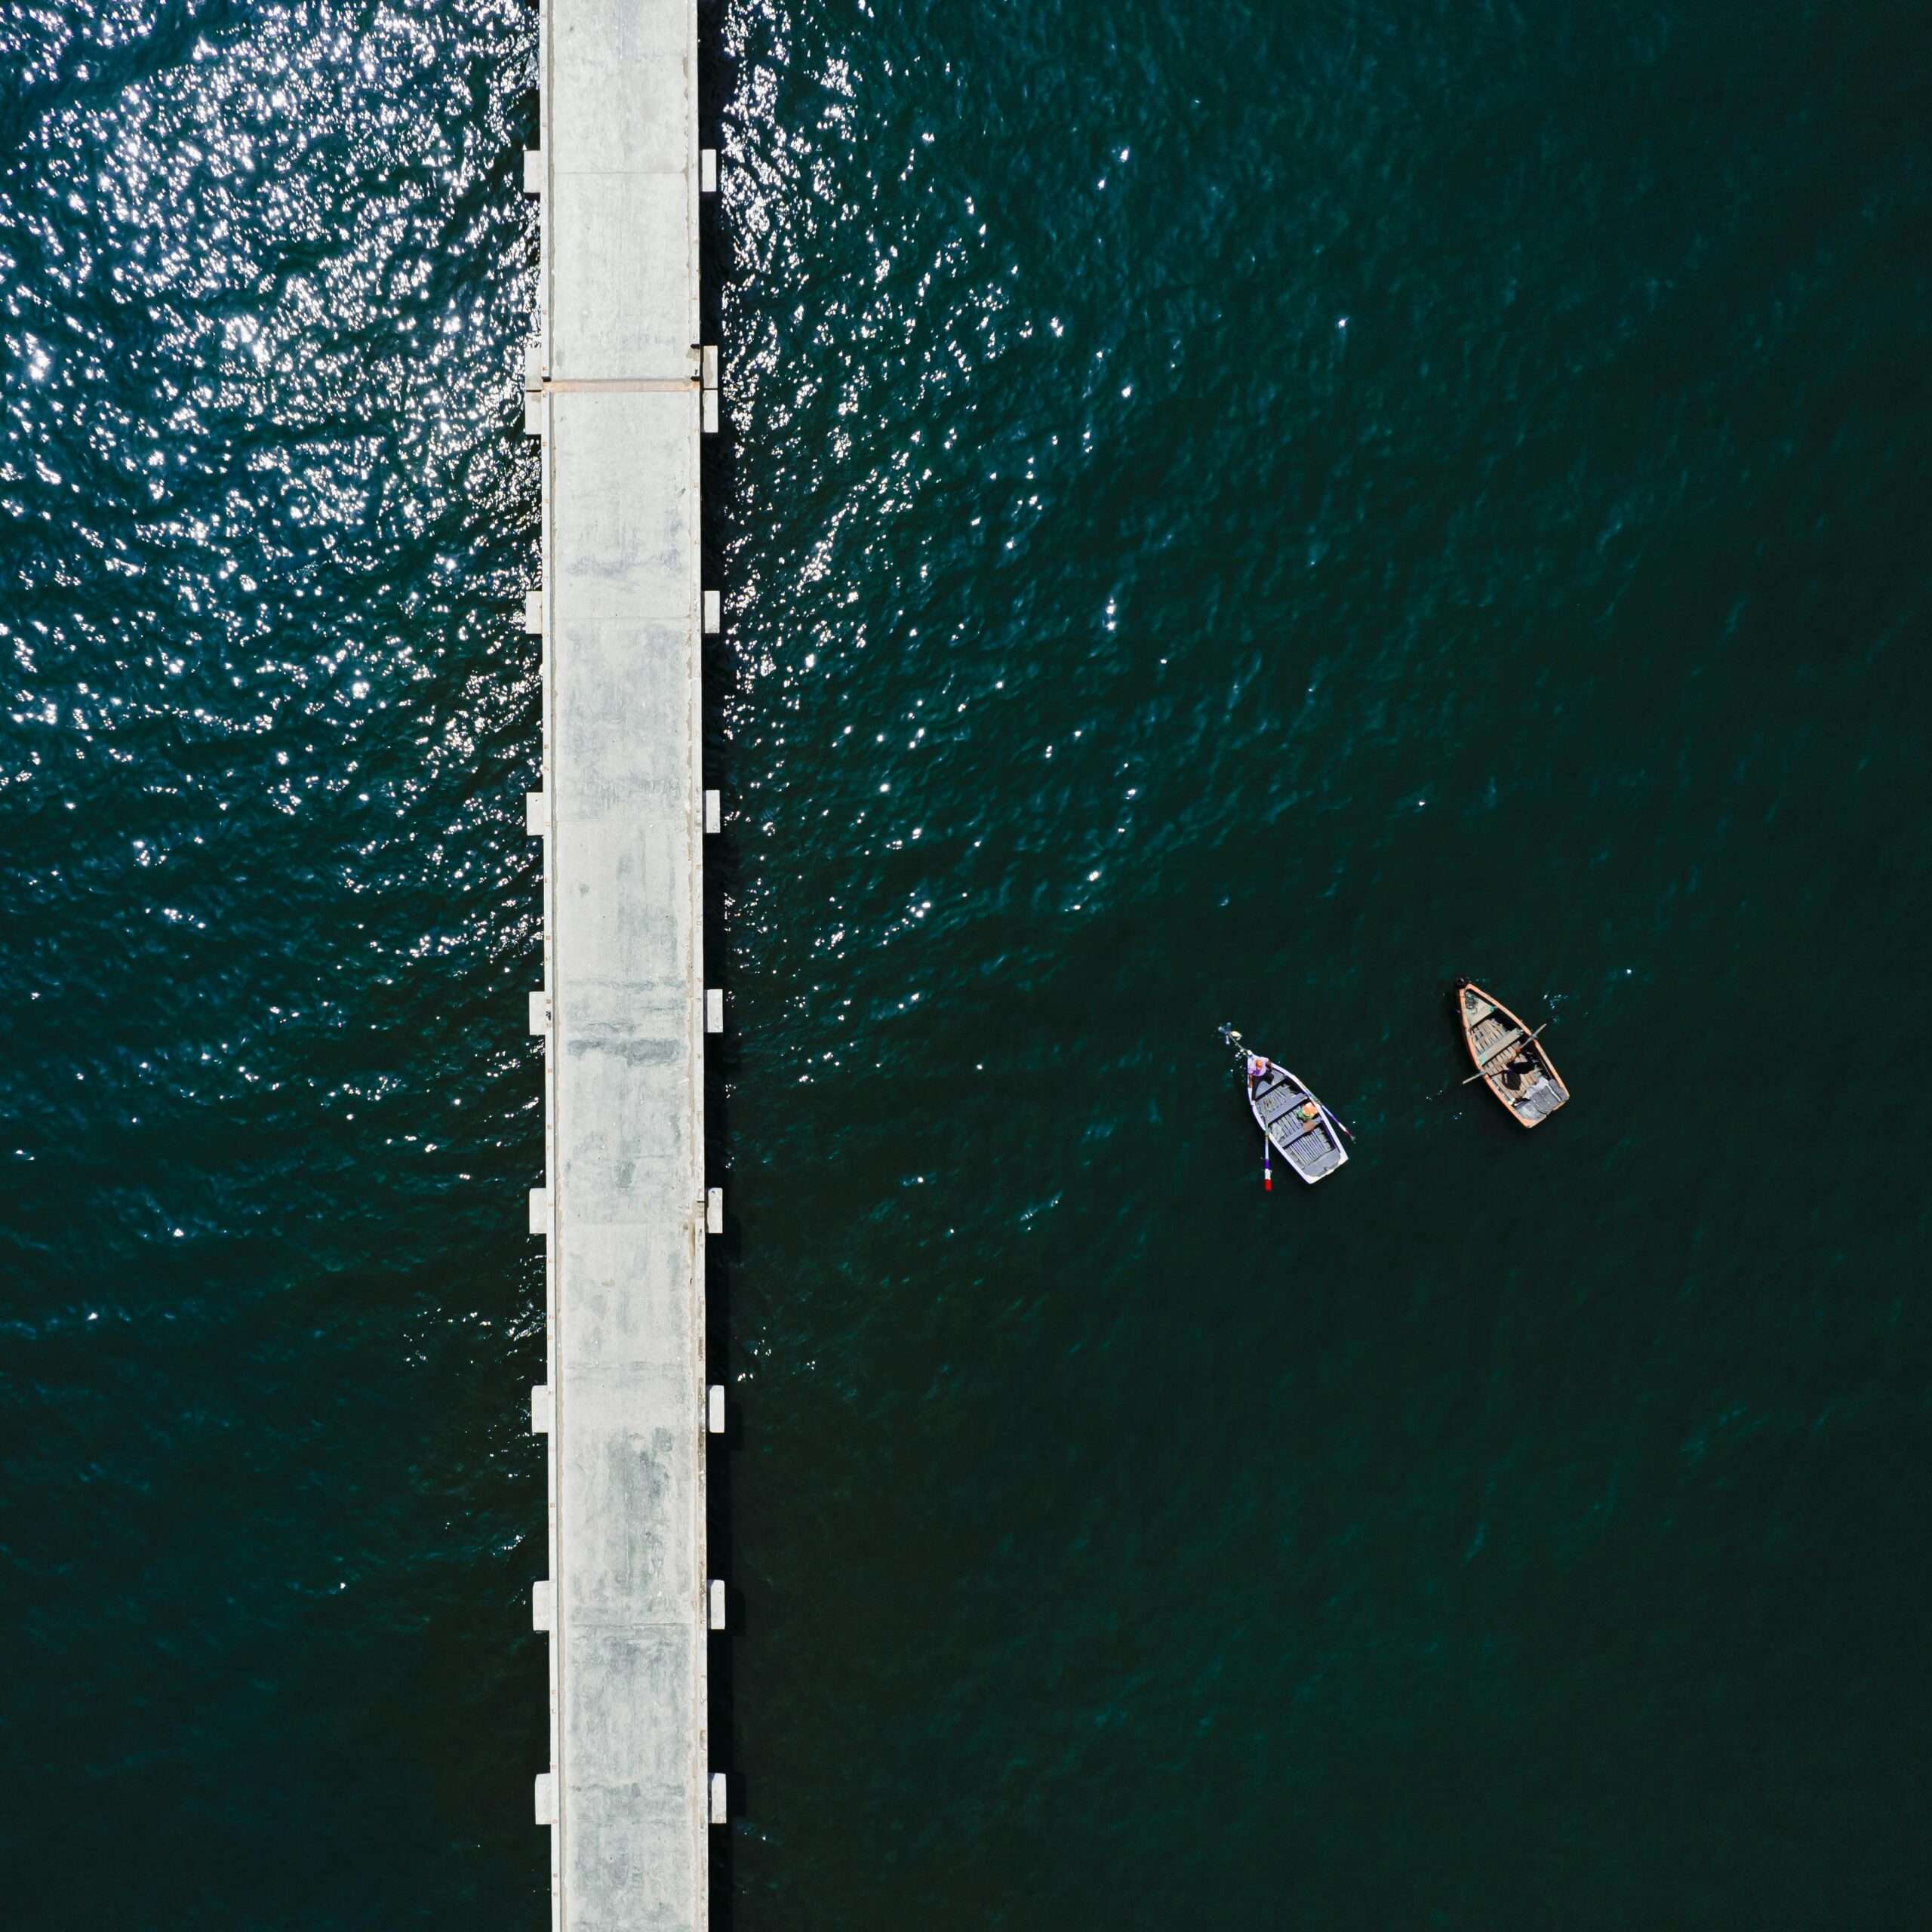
[1220, 1026, 1350, 1185]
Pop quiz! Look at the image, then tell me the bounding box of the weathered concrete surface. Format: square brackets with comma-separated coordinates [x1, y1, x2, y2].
[549, 0, 697, 380]
[537, 0, 705, 1926]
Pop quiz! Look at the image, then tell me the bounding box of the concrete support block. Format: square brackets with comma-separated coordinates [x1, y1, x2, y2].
[532, 1580, 552, 1632]
[534, 1771, 555, 1825]
[531, 1385, 552, 1435]
[705, 989, 724, 1034]
[525, 790, 546, 838]
[522, 149, 543, 196]
[707, 1385, 725, 1435]
[701, 349, 719, 433]
[524, 395, 543, 438]
[703, 589, 721, 634]
[706, 1186, 723, 1235]
[700, 147, 718, 195]
[709, 1579, 726, 1630]
[524, 590, 543, 634]
[528, 1186, 550, 1236]
[704, 789, 721, 835]
[709, 1774, 728, 1825]
[524, 341, 543, 392]
[528, 990, 552, 1037]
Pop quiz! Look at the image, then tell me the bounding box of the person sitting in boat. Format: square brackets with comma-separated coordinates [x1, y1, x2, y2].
[1247, 1054, 1271, 1085]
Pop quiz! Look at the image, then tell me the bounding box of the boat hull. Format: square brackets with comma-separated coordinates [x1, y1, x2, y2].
[1455, 980, 1568, 1128]
[1242, 1057, 1349, 1183]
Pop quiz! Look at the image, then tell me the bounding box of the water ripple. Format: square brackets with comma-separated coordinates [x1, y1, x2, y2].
[2, 2, 548, 1918]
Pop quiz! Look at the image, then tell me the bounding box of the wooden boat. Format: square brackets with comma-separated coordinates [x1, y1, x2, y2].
[1455, 980, 1568, 1128]
[1221, 1027, 1349, 1184]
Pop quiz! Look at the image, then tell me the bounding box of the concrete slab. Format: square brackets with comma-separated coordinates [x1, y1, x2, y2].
[539, 0, 706, 1925]
[543, 384, 706, 1930]
[549, 0, 698, 382]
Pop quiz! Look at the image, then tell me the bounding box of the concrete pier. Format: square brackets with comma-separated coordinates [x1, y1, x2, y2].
[528, 0, 708, 1927]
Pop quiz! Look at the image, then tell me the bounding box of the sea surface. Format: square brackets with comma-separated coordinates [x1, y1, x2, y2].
[4, 2, 1930, 1926]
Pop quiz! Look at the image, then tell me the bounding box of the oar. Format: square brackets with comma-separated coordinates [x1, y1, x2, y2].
[1262, 1136, 1272, 1192]
[1460, 1021, 1550, 1084]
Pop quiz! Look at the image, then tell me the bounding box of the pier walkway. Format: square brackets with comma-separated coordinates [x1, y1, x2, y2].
[528, 1, 709, 1927]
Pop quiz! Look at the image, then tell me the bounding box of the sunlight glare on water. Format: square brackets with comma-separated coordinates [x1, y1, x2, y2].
[3, 0, 1931, 1925]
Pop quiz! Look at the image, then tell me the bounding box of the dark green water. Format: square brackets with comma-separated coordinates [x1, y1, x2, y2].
[5, 0, 1931, 1924]
[714, 2, 1932, 1924]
